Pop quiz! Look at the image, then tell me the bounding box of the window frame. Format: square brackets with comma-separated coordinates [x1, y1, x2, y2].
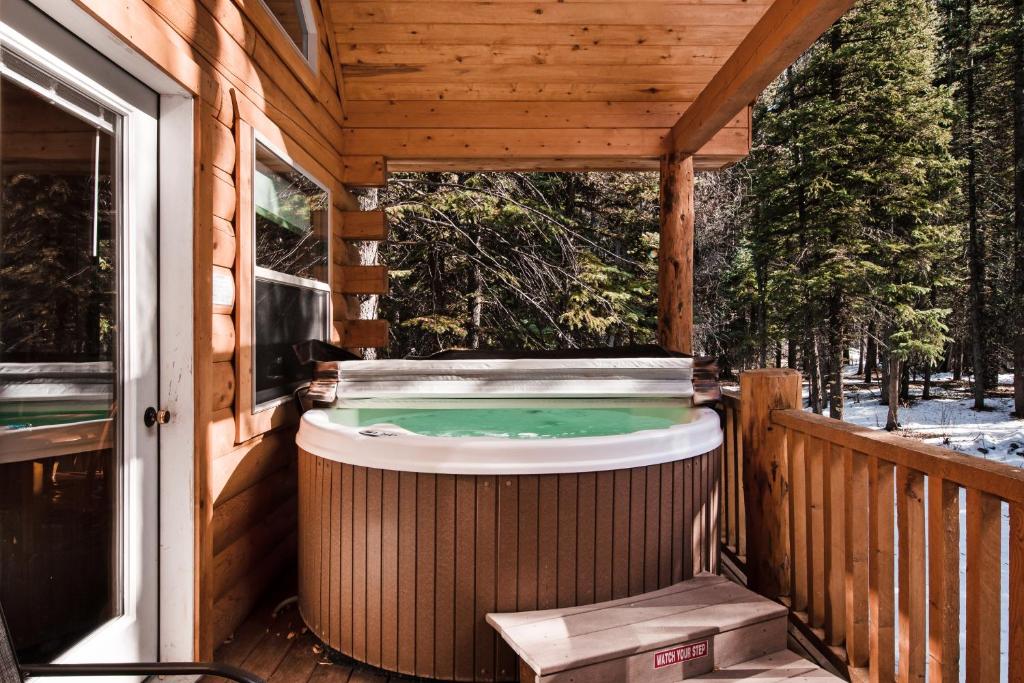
[257, 0, 319, 75]
[250, 131, 331, 413]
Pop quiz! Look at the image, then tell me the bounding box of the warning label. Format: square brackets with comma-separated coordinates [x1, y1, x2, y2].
[652, 640, 710, 669]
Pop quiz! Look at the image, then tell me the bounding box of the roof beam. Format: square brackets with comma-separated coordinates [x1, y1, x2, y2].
[665, 0, 854, 155]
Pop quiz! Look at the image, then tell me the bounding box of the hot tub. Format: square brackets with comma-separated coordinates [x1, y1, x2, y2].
[296, 396, 723, 682]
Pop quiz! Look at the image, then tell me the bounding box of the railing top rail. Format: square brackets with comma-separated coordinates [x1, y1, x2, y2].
[721, 387, 740, 403]
[772, 408, 1024, 504]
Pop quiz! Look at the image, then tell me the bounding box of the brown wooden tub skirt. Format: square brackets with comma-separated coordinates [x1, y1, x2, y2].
[297, 447, 720, 682]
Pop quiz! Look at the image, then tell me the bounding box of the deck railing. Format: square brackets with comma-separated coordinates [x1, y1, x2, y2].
[721, 369, 1024, 683]
[718, 388, 746, 569]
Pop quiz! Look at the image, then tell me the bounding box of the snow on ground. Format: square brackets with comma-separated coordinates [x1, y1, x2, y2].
[833, 367, 1020, 681]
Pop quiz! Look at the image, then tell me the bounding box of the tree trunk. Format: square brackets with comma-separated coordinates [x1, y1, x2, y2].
[827, 294, 844, 420]
[965, 0, 988, 410]
[885, 354, 900, 431]
[787, 338, 798, 369]
[357, 188, 381, 360]
[857, 329, 864, 376]
[1013, 0, 1024, 416]
[865, 321, 877, 384]
[900, 362, 911, 402]
[880, 346, 890, 406]
[952, 339, 963, 381]
[467, 232, 483, 350]
[806, 329, 821, 414]
[775, 341, 783, 369]
[817, 334, 830, 416]
[923, 361, 932, 401]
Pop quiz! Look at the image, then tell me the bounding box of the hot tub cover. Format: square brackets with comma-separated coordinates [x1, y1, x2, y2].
[336, 356, 695, 398]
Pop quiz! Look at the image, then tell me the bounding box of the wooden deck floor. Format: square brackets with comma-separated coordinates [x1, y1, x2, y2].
[206, 574, 431, 683]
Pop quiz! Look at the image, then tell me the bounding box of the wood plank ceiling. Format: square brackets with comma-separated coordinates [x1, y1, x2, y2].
[332, 0, 772, 171]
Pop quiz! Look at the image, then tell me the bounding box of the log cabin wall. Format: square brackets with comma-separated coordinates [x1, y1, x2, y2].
[59, 0, 387, 657]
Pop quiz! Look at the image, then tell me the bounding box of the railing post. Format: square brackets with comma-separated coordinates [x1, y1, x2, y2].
[740, 368, 801, 599]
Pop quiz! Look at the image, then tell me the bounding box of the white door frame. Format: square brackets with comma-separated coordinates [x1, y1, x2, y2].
[21, 0, 199, 662]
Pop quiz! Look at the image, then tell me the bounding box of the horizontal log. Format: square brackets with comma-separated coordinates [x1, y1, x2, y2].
[337, 210, 388, 240]
[334, 319, 389, 349]
[211, 314, 236, 363]
[213, 495, 297, 599]
[212, 265, 235, 315]
[772, 409, 1024, 504]
[210, 361, 236, 412]
[212, 217, 236, 268]
[211, 171, 236, 222]
[333, 265, 389, 295]
[211, 531, 297, 647]
[331, 2, 768, 27]
[205, 116, 235, 175]
[210, 427, 297, 505]
[208, 407, 236, 457]
[341, 156, 388, 187]
[335, 23, 754, 48]
[342, 126, 748, 160]
[212, 465, 298, 554]
[343, 100, 749, 130]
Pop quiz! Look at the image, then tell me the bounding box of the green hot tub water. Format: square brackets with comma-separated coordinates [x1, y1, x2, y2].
[333, 402, 692, 439]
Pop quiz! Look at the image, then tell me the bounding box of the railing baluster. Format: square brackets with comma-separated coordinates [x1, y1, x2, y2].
[736, 405, 746, 561]
[806, 435, 826, 629]
[788, 429, 808, 613]
[845, 449, 870, 668]
[1010, 502, 1023, 683]
[927, 476, 959, 683]
[724, 402, 734, 549]
[896, 466, 926, 682]
[869, 456, 896, 683]
[965, 489, 1001, 682]
[824, 443, 846, 646]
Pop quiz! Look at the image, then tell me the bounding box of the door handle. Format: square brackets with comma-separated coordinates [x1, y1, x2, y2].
[144, 407, 171, 428]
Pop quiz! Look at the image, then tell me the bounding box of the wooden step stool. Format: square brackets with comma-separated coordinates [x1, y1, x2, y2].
[487, 574, 792, 682]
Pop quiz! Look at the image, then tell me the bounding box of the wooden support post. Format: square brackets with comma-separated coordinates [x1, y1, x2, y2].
[740, 368, 801, 599]
[658, 152, 694, 354]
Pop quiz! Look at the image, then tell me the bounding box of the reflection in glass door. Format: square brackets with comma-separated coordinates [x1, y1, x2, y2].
[0, 13, 159, 666]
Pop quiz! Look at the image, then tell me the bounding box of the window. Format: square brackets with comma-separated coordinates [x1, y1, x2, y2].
[252, 139, 330, 408]
[261, 0, 318, 71]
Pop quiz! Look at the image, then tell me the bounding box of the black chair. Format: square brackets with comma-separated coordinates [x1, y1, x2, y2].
[0, 602, 264, 683]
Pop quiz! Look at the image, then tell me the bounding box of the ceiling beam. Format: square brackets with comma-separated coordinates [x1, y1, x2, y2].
[665, 0, 855, 155]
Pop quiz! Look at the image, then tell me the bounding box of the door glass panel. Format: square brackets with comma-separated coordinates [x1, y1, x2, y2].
[0, 47, 122, 662]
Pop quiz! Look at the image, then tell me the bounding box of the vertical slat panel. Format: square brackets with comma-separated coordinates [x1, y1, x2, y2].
[434, 474, 456, 680]
[329, 461, 342, 647]
[927, 476, 959, 683]
[537, 475, 558, 609]
[416, 474, 436, 677]
[869, 457, 895, 683]
[454, 475, 477, 681]
[496, 476, 519, 680]
[788, 429, 808, 613]
[965, 489, 1000, 683]
[380, 470, 399, 672]
[824, 444, 846, 646]
[1009, 502, 1023, 683]
[297, 452, 309, 623]
[321, 459, 332, 641]
[352, 466, 367, 661]
[659, 463, 674, 585]
[896, 466, 925, 682]
[846, 450, 870, 668]
[576, 472, 597, 605]
[314, 458, 324, 633]
[612, 469, 630, 598]
[806, 435, 826, 627]
[341, 464, 354, 655]
[683, 457, 694, 580]
[594, 471, 615, 602]
[725, 405, 735, 548]
[475, 477, 497, 681]
[644, 465, 661, 590]
[629, 466, 646, 594]
[517, 476, 539, 612]
[397, 472, 417, 674]
[557, 474, 578, 607]
[365, 468, 383, 666]
[671, 461, 685, 584]
[709, 447, 720, 574]
[702, 451, 711, 573]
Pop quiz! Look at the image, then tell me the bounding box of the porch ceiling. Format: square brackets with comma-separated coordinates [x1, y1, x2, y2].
[332, 0, 770, 172]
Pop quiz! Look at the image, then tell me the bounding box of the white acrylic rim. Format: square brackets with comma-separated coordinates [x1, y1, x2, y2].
[297, 406, 723, 475]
